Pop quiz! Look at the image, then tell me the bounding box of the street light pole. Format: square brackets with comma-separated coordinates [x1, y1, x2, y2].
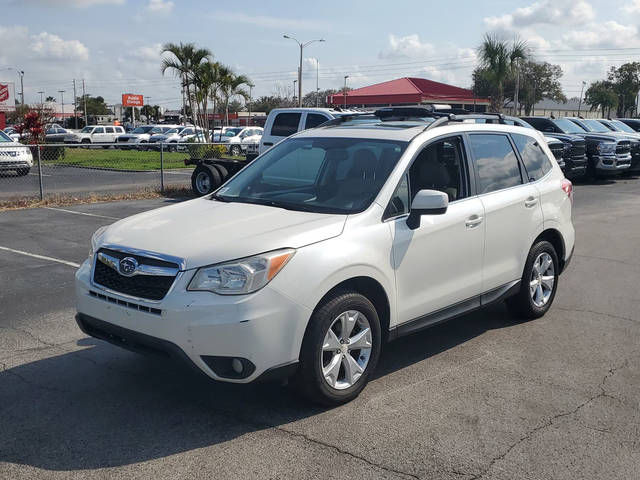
[283, 35, 325, 108]
[578, 81, 586, 116]
[37, 91, 44, 105]
[316, 60, 320, 107]
[58, 90, 65, 126]
[248, 83, 254, 126]
[343, 75, 349, 108]
[293, 79, 297, 104]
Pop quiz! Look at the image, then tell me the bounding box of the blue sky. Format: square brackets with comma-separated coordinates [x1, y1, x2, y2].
[2, 0, 640, 110]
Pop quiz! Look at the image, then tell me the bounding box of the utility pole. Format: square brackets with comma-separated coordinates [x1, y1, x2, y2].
[37, 91, 44, 105]
[73, 79, 78, 129]
[513, 58, 520, 116]
[58, 90, 65, 126]
[293, 79, 297, 104]
[578, 81, 586, 116]
[343, 75, 349, 108]
[18, 70, 24, 106]
[82, 79, 88, 126]
[248, 83, 253, 126]
[283, 35, 325, 108]
[316, 60, 320, 107]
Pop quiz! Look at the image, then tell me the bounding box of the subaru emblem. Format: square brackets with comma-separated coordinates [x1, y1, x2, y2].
[118, 257, 138, 277]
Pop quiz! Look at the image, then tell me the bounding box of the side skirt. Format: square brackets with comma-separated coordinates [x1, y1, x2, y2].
[388, 280, 521, 341]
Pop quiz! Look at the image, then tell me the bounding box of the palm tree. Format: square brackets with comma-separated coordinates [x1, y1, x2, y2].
[192, 60, 226, 141]
[161, 42, 211, 125]
[218, 68, 251, 125]
[478, 34, 529, 112]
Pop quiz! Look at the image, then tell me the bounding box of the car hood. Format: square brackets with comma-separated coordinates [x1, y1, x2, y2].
[571, 132, 621, 143]
[98, 197, 347, 270]
[543, 133, 584, 144]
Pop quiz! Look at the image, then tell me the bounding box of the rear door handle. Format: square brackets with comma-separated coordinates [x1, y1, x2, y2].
[465, 215, 484, 228]
[524, 197, 538, 208]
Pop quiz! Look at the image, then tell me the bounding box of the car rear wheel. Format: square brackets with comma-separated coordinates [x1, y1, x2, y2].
[506, 240, 559, 319]
[191, 164, 220, 196]
[230, 145, 242, 157]
[292, 290, 381, 405]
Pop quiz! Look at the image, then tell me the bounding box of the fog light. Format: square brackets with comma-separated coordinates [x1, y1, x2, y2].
[231, 358, 243, 374]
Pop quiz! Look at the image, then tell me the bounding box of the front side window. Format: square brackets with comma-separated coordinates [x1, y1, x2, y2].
[0, 131, 12, 142]
[512, 133, 552, 181]
[409, 136, 468, 202]
[469, 134, 522, 194]
[216, 137, 407, 214]
[305, 113, 329, 129]
[80, 127, 93, 133]
[271, 113, 301, 137]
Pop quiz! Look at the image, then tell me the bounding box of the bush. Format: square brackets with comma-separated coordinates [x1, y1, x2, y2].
[186, 140, 227, 160]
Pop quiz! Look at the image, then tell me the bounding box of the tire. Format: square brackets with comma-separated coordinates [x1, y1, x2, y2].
[169, 142, 177, 152]
[230, 145, 241, 157]
[191, 164, 220, 196]
[506, 240, 559, 319]
[292, 290, 381, 406]
[213, 164, 228, 182]
[16, 168, 30, 176]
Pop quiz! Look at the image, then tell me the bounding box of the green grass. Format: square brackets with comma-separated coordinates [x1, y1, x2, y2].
[43, 147, 243, 171]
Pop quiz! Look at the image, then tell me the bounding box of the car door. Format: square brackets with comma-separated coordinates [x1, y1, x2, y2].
[92, 127, 106, 143]
[104, 126, 115, 142]
[467, 133, 543, 292]
[389, 135, 486, 326]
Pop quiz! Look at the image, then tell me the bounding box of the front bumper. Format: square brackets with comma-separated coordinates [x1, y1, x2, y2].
[0, 160, 31, 170]
[593, 153, 631, 174]
[562, 155, 587, 177]
[75, 259, 311, 383]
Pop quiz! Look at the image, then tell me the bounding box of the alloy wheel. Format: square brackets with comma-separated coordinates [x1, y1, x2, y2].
[195, 171, 211, 194]
[321, 310, 372, 390]
[529, 252, 555, 307]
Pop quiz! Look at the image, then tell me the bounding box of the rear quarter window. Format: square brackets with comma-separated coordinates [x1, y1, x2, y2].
[270, 113, 301, 137]
[469, 134, 523, 194]
[512, 133, 553, 181]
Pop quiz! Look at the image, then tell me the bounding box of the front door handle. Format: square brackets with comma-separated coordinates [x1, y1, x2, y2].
[465, 215, 484, 228]
[524, 197, 538, 208]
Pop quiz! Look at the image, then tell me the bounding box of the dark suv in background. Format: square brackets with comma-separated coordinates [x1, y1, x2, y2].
[522, 117, 631, 178]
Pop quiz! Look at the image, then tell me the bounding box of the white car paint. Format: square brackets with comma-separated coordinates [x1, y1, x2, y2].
[64, 125, 125, 144]
[0, 130, 33, 173]
[76, 120, 575, 393]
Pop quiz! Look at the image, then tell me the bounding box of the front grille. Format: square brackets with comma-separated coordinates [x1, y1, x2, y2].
[548, 143, 563, 160]
[92, 248, 178, 300]
[569, 141, 585, 158]
[616, 141, 630, 155]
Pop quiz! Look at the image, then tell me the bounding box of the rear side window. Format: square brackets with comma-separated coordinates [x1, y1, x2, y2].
[468, 134, 522, 194]
[512, 133, 552, 181]
[94, 127, 105, 134]
[305, 113, 328, 129]
[271, 113, 301, 137]
[105, 127, 114, 133]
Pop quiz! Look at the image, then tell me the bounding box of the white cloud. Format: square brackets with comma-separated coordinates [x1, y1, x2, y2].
[28, 0, 125, 7]
[212, 12, 327, 32]
[379, 34, 435, 59]
[29, 32, 89, 60]
[146, 0, 173, 14]
[561, 21, 638, 48]
[622, 0, 640, 14]
[118, 43, 161, 64]
[484, 0, 594, 29]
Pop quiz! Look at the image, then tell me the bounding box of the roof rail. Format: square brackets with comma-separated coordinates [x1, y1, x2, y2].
[424, 114, 456, 130]
[422, 113, 507, 130]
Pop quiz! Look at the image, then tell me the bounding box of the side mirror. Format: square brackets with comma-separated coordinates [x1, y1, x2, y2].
[407, 189, 449, 230]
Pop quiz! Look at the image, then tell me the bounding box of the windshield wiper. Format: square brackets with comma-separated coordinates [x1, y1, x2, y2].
[209, 193, 229, 202]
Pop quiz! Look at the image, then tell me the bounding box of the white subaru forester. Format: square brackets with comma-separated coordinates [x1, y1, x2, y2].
[76, 109, 575, 405]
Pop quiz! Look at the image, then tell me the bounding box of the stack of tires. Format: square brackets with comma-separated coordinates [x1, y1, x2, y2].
[191, 163, 230, 196]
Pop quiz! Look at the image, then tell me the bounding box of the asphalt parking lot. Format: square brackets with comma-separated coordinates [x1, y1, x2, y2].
[0, 165, 193, 200]
[1, 177, 639, 479]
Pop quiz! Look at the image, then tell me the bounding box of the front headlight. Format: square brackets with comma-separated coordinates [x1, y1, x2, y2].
[597, 142, 616, 154]
[188, 248, 295, 295]
[89, 225, 108, 260]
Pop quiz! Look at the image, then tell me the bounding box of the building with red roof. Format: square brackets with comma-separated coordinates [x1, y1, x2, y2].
[328, 77, 489, 111]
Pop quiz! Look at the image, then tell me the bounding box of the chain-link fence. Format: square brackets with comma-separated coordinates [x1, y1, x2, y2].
[0, 141, 250, 205]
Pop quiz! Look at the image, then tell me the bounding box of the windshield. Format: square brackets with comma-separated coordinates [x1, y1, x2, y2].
[225, 128, 243, 136]
[611, 120, 636, 133]
[552, 118, 586, 134]
[165, 128, 179, 134]
[215, 137, 408, 214]
[150, 127, 164, 133]
[80, 127, 93, 133]
[0, 131, 12, 142]
[131, 126, 153, 134]
[579, 119, 611, 133]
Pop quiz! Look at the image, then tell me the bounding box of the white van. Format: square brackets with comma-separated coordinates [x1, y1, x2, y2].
[259, 108, 359, 155]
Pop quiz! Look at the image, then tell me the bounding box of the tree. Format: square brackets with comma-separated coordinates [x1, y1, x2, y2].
[227, 99, 243, 113]
[506, 61, 566, 114]
[585, 81, 618, 117]
[476, 33, 529, 112]
[161, 42, 211, 127]
[45, 96, 56, 102]
[218, 69, 250, 125]
[76, 95, 110, 116]
[302, 89, 339, 108]
[123, 107, 140, 121]
[251, 95, 290, 114]
[607, 62, 640, 117]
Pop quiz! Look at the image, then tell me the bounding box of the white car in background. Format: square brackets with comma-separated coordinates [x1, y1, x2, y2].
[3, 127, 22, 142]
[220, 126, 263, 156]
[64, 125, 125, 146]
[116, 125, 178, 149]
[149, 126, 205, 151]
[0, 130, 33, 176]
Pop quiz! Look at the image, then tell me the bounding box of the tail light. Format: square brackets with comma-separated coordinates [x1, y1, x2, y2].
[561, 178, 573, 203]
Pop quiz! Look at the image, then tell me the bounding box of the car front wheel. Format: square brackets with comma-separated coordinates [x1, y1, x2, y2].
[293, 290, 381, 405]
[506, 240, 559, 319]
[16, 167, 30, 176]
[230, 145, 242, 156]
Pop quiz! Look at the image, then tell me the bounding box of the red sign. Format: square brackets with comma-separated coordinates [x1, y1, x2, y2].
[0, 84, 8, 103]
[122, 94, 144, 107]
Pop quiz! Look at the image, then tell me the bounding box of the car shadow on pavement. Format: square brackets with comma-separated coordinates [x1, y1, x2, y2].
[0, 303, 517, 472]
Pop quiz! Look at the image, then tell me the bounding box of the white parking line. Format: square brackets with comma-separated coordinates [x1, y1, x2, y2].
[0, 245, 80, 268]
[28, 172, 52, 177]
[43, 207, 120, 220]
[163, 171, 193, 175]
